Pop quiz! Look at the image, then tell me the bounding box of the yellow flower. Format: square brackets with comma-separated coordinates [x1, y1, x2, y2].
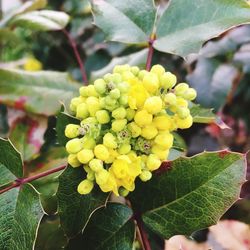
[128, 84, 149, 109]
[24, 58, 42, 71]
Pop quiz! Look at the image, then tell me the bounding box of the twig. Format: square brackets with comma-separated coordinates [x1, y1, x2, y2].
[62, 29, 88, 84]
[146, 35, 156, 71]
[0, 165, 66, 195]
[134, 213, 152, 250]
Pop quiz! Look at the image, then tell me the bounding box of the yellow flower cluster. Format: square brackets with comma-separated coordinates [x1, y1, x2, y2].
[65, 64, 196, 196]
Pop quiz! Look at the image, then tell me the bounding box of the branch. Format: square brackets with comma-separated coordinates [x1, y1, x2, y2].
[0, 165, 66, 195]
[62, 29, 88, 84]
[134, 213, 152, 250]
[146, 35, 156, 71]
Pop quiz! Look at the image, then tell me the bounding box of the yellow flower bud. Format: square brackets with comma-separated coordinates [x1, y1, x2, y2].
[95, 169, 109, 185]
[66, 138, 82, 154]
[143, 72, 159, 93]
[144, 96, 163, 114]
[139, 170, 152, 182]
[89, 158, 103, 172]
[126, 108, 136, 121]
[24, 58, 42, 71]
[118, 143, 131, 154]
[103, 133, 117, 149]
[160, 72, 177, 89]
[76, 103, 89, 119]
[151, 145, 169, 160]
[146, 154, 161, 171]
[112, 107, 126, 119]
[68, 154, 81, 168]
[128, 122, 141, 138]
[112, 159, 129, 179]
[81, 136, 96, 149]
[150, 64, 165, 76]
[77, 179, 94, 195]
[141, 125, 158, 140]
[86, 97, 101, 116]
[153, 115, 171, 130]
[95, 110, 110, 124]
[176, 115, 193, 129]
[154, 132, 173, 149]
[65, 124, 80, 138]
[111, 119, 127, 132]
[94, 144, 110, 161]
[77, 149, 94, 164]
[134, 110, 152, 127]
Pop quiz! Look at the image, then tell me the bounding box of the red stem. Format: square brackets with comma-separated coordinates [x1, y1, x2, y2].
[62, 29, 88, 84]
[146, 38, 155, 71]
[0, 165, 66, 195]
[135, 214, 151, 250]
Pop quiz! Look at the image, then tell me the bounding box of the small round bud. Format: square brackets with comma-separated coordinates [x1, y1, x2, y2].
[95, 169, 109, 185]
[176, 115, 193, 129]
[128, 122, 141, 138]
[131, 66, 140, 75]
[77, 179, 94, 195]
[143, 73, 159, 93]
[119, 187, 130, 197]
[164, 93, 177, 106]
[184, 88, 197, 100]
[89, 159, 103, 172]
[112, 107, 126, 119]
[76, 103, 89, 119]
[94, 144, 110, 161]
[81, 136, 96, 149]
[77, 149, 94, 164]
[68, 154, 81, 168]
[141, 125, 158, 140]
[103, 133, 117, 149]
[66, 138, 82, 154]
[139, 170, 152, 182]
[118, 143, 131, 154]
[160, 72, 177, 89]
[177, 107, 190, 119]
[110, 88, 121, 99]
[94, 79, 107, 95]
[86, 97, 101, 116]
[95, 110, 110, 124]
[150, 64, 165, 76]
[111, 119, 127, 132]
[174, 83, 189, 96]
[153, 115, 171, 130]
[146, 154, 161, 171]
[154, 132, 173, 149]
[144, 96, 163, 114]
[126, 108, 135, 121]
[134, 110, 152, 127]
[65, 124, 80, 138]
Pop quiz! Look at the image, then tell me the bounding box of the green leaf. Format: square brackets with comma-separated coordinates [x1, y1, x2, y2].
[91, 49, 148, 80]
[189, 103, 215, 124]
[0, 138, 23, 178]
[0, 68, 80, 116]
[187, 58, 238, 111]
[91, 0, 156, 44]
[69, 203, 135, 250]
[129, 151, 246, 239]
[10, 10, 70, 31]
[0, 164, 16, 188]
[56, 107, 80, 146]
[154, 0, 250, 57]
[0, 184, 44, 250]
[9, 115, 47, 162]
[0, 0, 47, 28]
[57, 166, 109, 237]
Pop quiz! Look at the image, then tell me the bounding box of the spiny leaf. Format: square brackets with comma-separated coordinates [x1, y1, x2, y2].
[129, 151, 246, 239]
[57, 166, 109, 237]
[91, 0, 156, 44]
[154, 0, 250, 57]
[0, 138, 23, 178]
[0, 68, 80, 116]
[0, 184, 44, 250]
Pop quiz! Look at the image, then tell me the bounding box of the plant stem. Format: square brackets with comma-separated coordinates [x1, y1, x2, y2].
[135, 213, 151, 250]
[0, 165, 66, 195]
[146, 37, 155, 71]
[62, 29, 88, 84]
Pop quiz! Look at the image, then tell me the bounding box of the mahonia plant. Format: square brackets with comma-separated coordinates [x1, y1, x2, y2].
[64, 64, 197, 196]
